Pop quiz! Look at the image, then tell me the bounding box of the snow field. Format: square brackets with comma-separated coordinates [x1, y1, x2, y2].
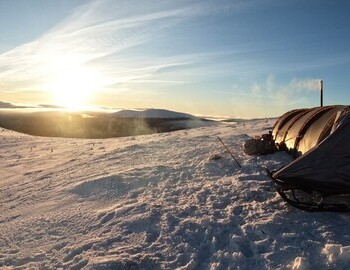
[1, 120, 350, 269]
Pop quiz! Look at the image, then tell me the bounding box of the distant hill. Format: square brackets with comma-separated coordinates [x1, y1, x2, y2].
[0, 101, 25, 108]
[112, 109, 197, 119]
[38, 104, 65, 109]
[221, 117, 278, 123]
[0, 108, 213, 138]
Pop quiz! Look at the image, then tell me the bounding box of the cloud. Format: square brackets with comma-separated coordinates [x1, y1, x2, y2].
[3, 0, 326, 117]
[0, 0, 229, 100]
[224, 75, 322, 110]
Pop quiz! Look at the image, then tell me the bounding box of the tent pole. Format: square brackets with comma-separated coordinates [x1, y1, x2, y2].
[320, 80, 323, 107]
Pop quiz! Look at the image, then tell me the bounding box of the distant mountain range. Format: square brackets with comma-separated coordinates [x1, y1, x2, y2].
[112, 109, 197, 119]
[0, 101, 64, 109]
[0, 101, 198, 120]
[0, 101, 24, 108]
[0, 106, 212, 138]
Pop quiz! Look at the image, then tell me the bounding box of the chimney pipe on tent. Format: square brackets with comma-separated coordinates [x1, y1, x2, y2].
[320, 80, 323, 107]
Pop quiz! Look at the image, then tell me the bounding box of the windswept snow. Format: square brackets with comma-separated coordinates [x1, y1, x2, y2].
[1, 120, 350, 269]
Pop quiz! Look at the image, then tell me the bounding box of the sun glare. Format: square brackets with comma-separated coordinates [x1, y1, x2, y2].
[47, 64, 103, 110]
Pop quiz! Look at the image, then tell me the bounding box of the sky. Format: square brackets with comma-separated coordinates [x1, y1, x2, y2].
[0, 0, 350, 118]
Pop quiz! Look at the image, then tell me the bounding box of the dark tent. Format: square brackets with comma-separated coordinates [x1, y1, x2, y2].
[270, 105, 350, 211]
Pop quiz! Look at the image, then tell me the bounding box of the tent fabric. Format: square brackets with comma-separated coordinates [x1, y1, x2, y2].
[272, 109, 307, 139]
[296, 108, 338, 154]
[272, 105, 350, 196]
[272, 109, 309, 148]
[272, 105, 346, 157]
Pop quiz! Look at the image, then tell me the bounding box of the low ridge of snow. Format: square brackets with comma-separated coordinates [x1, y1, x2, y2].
[1, 120, 349, 269]
[112, 108, 197, 119]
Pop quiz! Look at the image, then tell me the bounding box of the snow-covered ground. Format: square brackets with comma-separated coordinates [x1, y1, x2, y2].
[1, 119, 350, 269]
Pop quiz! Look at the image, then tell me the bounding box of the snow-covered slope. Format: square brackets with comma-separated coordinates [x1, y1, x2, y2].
[112, 108, 196, 119]
[1, 120, 350, 269]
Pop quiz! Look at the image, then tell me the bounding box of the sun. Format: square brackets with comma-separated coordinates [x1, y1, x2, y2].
[48, 65, 102, 110]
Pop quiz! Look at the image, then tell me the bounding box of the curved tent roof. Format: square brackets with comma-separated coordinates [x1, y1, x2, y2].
[272, 105, 347, 158]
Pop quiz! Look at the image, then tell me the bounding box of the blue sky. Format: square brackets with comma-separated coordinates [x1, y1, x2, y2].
[0, 0, 349, 117]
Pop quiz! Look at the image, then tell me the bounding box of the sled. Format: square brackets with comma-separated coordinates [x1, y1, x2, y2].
[266, 168, 350, 212]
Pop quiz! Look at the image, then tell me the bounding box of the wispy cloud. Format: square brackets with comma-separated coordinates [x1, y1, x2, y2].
[0, 0, 332, 116]
[0, 0, 231, 99]
[222, 75, 322, 112]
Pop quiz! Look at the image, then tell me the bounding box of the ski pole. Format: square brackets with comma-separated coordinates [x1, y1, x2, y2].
[217, 136, 242, 168]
